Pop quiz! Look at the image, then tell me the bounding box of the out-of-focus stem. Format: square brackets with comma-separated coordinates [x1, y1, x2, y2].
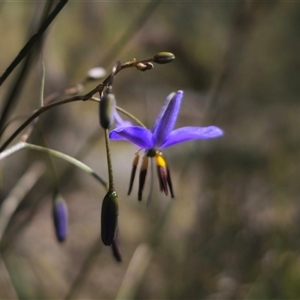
[0, 254, 20, 300]
[116, 243, 153, 300]
[0, 162, 46, 242]
[0, 142, 108, 189]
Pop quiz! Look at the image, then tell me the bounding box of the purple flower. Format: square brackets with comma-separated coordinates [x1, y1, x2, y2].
[109, 90, 223, 200]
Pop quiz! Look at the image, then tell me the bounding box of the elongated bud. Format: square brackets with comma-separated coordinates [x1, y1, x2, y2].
[153, 52, 175, 64]
[52, 194, 68, 242]
[101, 190, 119, 246]
[99, 87, 116, 129]
[128, 154, 140, 195]
[138, 156, 148, 201]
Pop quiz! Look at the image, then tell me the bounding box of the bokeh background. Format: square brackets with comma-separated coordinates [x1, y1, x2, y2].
[0, 1, 300, 299]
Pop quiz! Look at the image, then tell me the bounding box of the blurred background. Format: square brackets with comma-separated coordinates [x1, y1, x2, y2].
[0, 1, 300, 299]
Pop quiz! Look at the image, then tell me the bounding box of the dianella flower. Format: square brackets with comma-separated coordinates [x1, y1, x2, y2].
[109, 90, 223, 201]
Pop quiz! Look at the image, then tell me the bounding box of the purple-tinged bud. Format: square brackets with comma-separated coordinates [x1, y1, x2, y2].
[99, 87, 116, 129]
[101, 190, 119, 246]
[52, 194, 68, 242]
[153, 52, 175, 64]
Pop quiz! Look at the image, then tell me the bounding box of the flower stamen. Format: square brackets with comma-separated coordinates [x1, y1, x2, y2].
[156, 152, 174, 197]
[128, 153, 140, 195]
[138, 156, 149, 201]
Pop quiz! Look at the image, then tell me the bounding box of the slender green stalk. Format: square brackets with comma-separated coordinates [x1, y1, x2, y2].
[40, 60, 46, 107]
[0, 162, 45, 242]
[116, 243, 153, 300]
[65, 237, 103, 300]
[0, 255, 20, 300]
[36, 127, 60, 190]
[0, 0, 68, 87]
[0, 56, 151, 152]
[104, 129, 114, 191]
[116, 106, 146, 128]
[0, 142, 108, 189]
[0, 97, 83, 152]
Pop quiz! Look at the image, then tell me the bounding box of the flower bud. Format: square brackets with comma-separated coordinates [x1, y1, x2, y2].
[52, 194, 68, 242]
[136, 62, 148, 71]
[101, 190, 119, 246]
[99, 87, 116, 129]
[153, 52, 175, 64]
[136, 62, 154, 71]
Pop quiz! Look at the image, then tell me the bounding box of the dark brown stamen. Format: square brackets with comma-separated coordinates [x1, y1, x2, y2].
[138, 156, 148, 201]
[157, 165, 168, 196]
[157, 165, 164, 192]
[167, 167, 174, 198]
[128, 154, 139, 195]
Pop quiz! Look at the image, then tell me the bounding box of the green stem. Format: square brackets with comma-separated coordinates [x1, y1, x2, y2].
[0, 96, 85, 152]
[0, 142, 108, 189]
[35, 127, 60, 190]
[0, 0, 68, 87]
[116, 106, 146, 128]
[0, 56, 150, 152]
[104, 129, 114, 191]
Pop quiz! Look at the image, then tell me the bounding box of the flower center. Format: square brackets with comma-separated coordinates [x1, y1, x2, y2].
[146, 148, 157, 158]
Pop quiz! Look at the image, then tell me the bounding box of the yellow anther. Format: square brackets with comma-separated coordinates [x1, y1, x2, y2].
[156, 154, 167, 168]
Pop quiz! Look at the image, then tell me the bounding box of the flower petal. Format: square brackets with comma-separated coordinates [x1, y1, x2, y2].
[151, 91, 175, 133]
[114, 109, 132, 127]
[109, 126, 155, 149]
[160, 126, 223, 148]
[153, 90, 183, 147]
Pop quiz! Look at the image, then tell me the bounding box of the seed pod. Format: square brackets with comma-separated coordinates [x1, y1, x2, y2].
[52, 194, 68, 242]
[101, 190, 119, 246]
[152, 52, 175, 64]
[99, 87, 116, 129]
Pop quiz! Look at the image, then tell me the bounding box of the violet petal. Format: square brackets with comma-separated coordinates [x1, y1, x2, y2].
[160, 126, 223, 148]
[109, 126, 155, 149]
[153, 90, 183, 147]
